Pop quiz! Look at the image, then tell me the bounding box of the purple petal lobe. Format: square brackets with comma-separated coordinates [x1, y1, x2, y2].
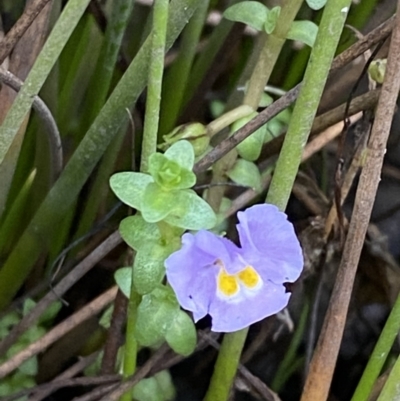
[165, 203, 304, 333]
[237, 204, 303, 283]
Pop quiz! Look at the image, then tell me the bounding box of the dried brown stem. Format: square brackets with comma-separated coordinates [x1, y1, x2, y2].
[300, 5, 400, 401]
[0, 68, 63, 176]
[25, 353, 100, 401]
[0, 286, 118, 379]
[193, 14, 393, 174]
[224, 108, 367, 219]
[98, 344, 171, 401]
[0, 0, 53, 65]
[0, 231, 122, 357]
[100, 290, 128, 374]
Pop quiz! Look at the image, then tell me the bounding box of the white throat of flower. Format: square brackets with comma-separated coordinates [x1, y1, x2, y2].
[214, 258, 263, 302]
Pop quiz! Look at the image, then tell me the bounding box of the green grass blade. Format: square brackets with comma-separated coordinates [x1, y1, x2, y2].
[0, 0, 202, 311]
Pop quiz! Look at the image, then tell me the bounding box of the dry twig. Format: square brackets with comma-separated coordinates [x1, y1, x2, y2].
[0, 286, 118, 379]
[0, 0, 53, 65]
[300, 5, 400, 401]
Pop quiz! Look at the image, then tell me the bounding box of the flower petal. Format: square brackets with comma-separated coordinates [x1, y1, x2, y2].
[237, 204, 303, 282]
[165, 231, 237, 322]
[209, 281, 290, 332]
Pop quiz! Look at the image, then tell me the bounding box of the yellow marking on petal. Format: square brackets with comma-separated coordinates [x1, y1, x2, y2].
[218, 269, 239, 296]
[237, 265, 260, 288]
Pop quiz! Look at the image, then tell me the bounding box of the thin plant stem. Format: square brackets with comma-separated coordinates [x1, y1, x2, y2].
[122, 1, 169, 399]
[204, 2, 306, 399]
[267, 0, 352, 211]
[207, 105, 254, 137]
[120, 291, 141, 401]
[0, 0, 202, 312]
[83, 0, 135, 132]
[0, 0, 92, 214]
[300, 2, 400, 400]
[351, 290, 400, 401]
[160, 0, 210, 136]
[243, 0, 303, 109]
[203, 328, 248, 401]
[375, 352, 400, 401]
[182, 0, 242, 108]
[140, 0, 169, 172]
[271, 298, 310, 392]
[75, 0, 134, 239]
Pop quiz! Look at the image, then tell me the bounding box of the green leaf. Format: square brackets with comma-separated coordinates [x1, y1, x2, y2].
[22, 299, 36, 316]
[305, 0, 327, 10]
[164, 189, 216, 230]
[21, 326, 46, 344]
[264, 6, 281, 34]
[232, 113, 266, 161]
[165, 310, 197, 356]
[149, 153, 195, 190]
[114, 267, 132, 298]
[18, 356, 38, 376]
[223, 1, 268, 31]
[0, 312, 20, 338]
[227, 159, 262, 191]
[259, 93, 274, 108]
[287, 20, 318, 48]
[164, 140, 195, 171]
[119, 215, 161, 251]
[154, 370, 176, 400]
[135, 286, 179, 347]
[99, 305, 114, 329]
[133, 244, 169, 294]
[110, 172, 153, 210]
[142, 183, 176, 223]
[38, 301, 62, 325]
[265, 119, 282, 142]
[132, 377, 163, 401]
[368, 59, 387, 84]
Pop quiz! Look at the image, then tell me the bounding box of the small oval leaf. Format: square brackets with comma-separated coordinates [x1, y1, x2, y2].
[110, 172, 153, 210]
[287, 20, 318, 48]
[264, 6, 281, 34]
[232, 113, 266, 161]
[164, 189, 216, 230]
[164, 140, 195, 171]
[119, 215, 160, 251]
[114, 267, 132, 298]
[305, 0, 327, 10]
[165, 310, 197, 356]
[223, 1, 268, 31]
[133, 245, 168, 295]
[227, 159, 262, 192]
[135, 287, 179, 347]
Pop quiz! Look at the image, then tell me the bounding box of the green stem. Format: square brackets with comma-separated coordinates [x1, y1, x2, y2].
[74, 0, 134, 239]
[159, 0, 210, 136]
[82, 0, 134, 132]
[140, 0, 169, 172]
[0, 0, 92, 214]
[182, 0, 242, 108]
[207, 0, 303, 210]
[351, 291, 400, 401]
[271, 299, 310, 392]
[203, 328, 248, 401]
[243, 0, 303, 109]
[267, 0, 352, 210]
[376, 352, 400, 401]
[122, 2, 169, 398]
[121, 290, 141, 401]
[0, 0, 202, 312]
[207, 105, 254, 137]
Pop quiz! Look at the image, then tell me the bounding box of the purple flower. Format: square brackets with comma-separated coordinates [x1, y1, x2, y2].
[165, 204, 304, 332]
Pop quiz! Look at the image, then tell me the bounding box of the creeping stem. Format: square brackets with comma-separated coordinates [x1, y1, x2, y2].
[122, 1, 169, 400]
